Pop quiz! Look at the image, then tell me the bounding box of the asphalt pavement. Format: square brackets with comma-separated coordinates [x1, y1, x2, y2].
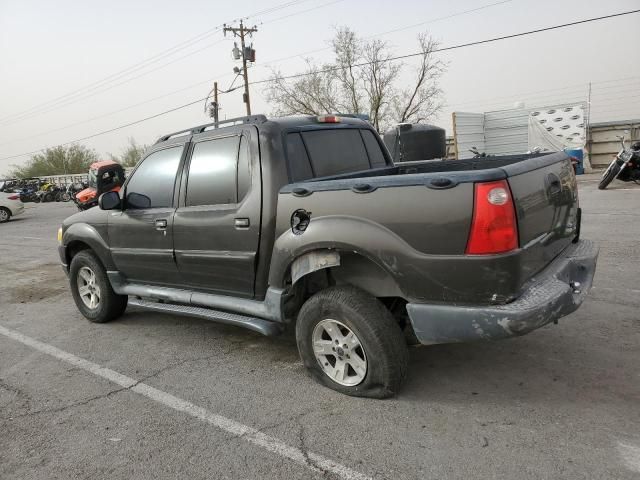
[1, 177, 639, 479]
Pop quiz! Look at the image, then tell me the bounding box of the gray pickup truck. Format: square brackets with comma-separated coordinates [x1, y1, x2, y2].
[58, 114, 598, 398]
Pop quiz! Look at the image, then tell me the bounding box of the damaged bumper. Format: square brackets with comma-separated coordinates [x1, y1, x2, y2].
[406, 239, 598, 345]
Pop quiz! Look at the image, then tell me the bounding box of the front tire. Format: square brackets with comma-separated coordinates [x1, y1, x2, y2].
[296, 286, 409, 398]
[598, 161, 621, 190]
[69, 250, 128, 323]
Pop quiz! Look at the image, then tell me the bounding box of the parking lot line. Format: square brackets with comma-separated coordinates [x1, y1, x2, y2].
[0, 324, 371, 480]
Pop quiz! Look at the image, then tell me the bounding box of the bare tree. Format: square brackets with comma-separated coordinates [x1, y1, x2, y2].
[265, 60, 339, 117]
[392, 34, 445, 125]
[331, 27, 362, 114]
[360, 38, 400, 132]
[264, 27, 446, 132]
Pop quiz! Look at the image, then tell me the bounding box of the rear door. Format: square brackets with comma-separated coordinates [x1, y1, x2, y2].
[173, 127, 261, 298]
[108, 140, 186, 286]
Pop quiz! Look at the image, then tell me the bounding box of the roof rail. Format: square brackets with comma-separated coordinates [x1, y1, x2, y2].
[156, 115, 268, 143]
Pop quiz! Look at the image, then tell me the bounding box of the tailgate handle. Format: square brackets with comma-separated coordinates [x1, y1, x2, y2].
[546, 174, 562, 195]
[292, 187, 312, 197]
[427, 177, 456, 189]
[352, 183, 376, 193]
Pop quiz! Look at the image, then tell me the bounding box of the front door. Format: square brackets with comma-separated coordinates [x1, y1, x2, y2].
[173, 129, 261, 297]
[108, 143, 186, 286]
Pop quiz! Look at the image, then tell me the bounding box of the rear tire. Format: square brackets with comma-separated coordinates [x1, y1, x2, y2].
[0, 207, 11, 223]
[69, 250, 128, 323]
[61, 192, 71, 202]
[43, 192, 53, 202]
[296, 286, 409, 398]
[598, 162, 621, 190]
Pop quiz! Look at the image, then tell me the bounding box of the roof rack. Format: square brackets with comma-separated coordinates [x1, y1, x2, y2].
[156, 115, 268, 143]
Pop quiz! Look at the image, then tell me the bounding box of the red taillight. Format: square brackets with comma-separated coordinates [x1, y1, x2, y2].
[7, 195, 19, 200]
[317, 115, 341, 123]
[466, 180, 518, 255]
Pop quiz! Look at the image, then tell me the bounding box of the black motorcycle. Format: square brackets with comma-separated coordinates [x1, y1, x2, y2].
[63, 182, 85, 202]
[599, 136, 640, 190]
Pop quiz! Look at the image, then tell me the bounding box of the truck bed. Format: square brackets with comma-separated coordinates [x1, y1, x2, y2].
[277, 152, 579, 306]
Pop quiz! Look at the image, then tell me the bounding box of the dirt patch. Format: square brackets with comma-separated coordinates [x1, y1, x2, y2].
[2, 263, 68, 304]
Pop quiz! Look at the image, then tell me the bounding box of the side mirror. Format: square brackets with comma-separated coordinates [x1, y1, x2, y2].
[98, 191, 121, 210]
[126, 192, 151, 209]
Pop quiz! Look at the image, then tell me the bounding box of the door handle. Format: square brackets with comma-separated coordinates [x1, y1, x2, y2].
[155, 219, 168, 231]
[234, 218, 250, 229]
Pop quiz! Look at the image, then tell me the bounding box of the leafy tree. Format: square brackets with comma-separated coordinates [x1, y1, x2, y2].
[10, 144, 98, 178]
[264, 27, 446, 132]
[108, 137, 147, 168]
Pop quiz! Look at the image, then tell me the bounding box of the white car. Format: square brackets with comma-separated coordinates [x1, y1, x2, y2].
[0, 192, 24, 222]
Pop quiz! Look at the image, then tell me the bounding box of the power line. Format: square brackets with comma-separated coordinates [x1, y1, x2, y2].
[250, 8, 640, 87]
[2, 8, 638, 162]
[0, 0, 347, 129]
[0, 0, 508, 145]
[0, 96, 214, 161]
[0, 0, 506, 139]
[255, 0, 515, 70]
[0, 39, 230, 128]
[445, 77, 640, 110]
[0, 0, 313, 124]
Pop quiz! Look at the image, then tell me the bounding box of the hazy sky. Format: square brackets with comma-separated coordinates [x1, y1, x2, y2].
[1, 0, 638, 174]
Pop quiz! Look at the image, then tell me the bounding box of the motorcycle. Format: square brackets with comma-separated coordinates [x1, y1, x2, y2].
[598, 135, 640, 190]
[61, 182, 85, 202]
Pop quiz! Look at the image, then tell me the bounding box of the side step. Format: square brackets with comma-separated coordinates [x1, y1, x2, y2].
[128, 299, 283, 337]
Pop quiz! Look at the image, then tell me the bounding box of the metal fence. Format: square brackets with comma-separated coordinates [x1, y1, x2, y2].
[588, 119, 640, 168]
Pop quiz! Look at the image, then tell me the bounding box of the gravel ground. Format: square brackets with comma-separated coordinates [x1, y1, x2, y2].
[1, 177, 639, 480]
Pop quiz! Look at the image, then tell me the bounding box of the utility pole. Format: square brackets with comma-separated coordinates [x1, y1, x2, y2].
[212, 81, 219, 126]
[224, 20, 257, 116]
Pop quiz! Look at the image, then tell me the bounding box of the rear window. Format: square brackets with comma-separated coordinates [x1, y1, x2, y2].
[286, 128, 387, 182]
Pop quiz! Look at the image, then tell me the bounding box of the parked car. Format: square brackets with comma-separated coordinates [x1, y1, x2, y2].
[0, 192, 25, 222]
[57, 114, 598, 398]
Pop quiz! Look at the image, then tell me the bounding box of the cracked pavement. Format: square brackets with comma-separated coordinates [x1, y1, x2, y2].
[1, 180, 640, 479]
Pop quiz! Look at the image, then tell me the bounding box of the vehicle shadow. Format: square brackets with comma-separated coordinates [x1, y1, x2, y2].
[118, 305, 638, 407]
[400, 323, 637, 406]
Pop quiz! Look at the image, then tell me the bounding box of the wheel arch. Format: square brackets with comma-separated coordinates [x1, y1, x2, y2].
[288, 249, 406, 300]
[63, 223, 116, 271]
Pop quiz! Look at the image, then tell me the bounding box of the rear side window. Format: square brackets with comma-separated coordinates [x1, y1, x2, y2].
[126, 146, 183, 208]
[186, 136, 240, 206]
[286, 133, 313, 182]
[285, 128, 388, 181]
[237, 135, 251, 201]
[361, 129, 386, 168]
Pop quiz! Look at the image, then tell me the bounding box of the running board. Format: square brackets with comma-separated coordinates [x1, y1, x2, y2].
[128, 298, 283, 337]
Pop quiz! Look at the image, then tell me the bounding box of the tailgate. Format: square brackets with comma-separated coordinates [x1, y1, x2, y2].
[505, 153, 579, 280]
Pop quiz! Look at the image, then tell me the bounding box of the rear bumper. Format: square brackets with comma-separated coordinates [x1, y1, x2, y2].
[406, 239, 598, 345]
[9, 201, 24, 216]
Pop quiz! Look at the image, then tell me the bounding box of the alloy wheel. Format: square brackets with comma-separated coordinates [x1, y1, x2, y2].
[312, 319, 367, 386]
[77, 266, 101, 309]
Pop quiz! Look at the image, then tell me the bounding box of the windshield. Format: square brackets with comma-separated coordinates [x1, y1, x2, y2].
[88, 169, 98, 188]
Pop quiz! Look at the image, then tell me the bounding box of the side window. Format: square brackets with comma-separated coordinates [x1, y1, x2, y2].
[186, 136, 240, 206]
[237, 135, 251, 201]
[286, 132, 313, 182]
[361, 130, 387, 168]
[126, 146, 183, 208]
